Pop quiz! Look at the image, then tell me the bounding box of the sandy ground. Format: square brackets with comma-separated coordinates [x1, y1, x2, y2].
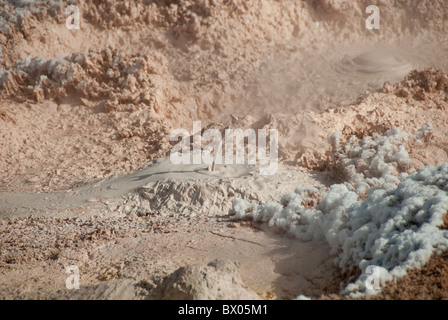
[1, 0, 448, 299]
[0, 215, 333, 299]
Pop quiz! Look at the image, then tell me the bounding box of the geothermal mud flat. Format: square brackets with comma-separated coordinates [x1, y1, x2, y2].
[1, 0, 448, 299]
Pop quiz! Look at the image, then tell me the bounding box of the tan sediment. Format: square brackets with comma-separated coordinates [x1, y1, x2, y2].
[1, 0, 448, 299]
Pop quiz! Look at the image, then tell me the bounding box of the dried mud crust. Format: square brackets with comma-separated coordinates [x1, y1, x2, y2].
[1, 0, 448, 300]
[0, 48, 174, 110]
[0, 214, 185, 267]
[383, 68, 448, 102]
[0, 1, 68, 67]
[0, 47, 188, 192]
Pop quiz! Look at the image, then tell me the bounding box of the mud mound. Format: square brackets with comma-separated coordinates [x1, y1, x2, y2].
[156, 259, 260, 300]
[109, 163, 324, 220]
[384, 68, 448, 101]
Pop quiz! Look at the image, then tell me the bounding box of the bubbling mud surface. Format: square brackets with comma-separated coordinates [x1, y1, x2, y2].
[236, 42, 448, 118]
[340, 50, 412, 75]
